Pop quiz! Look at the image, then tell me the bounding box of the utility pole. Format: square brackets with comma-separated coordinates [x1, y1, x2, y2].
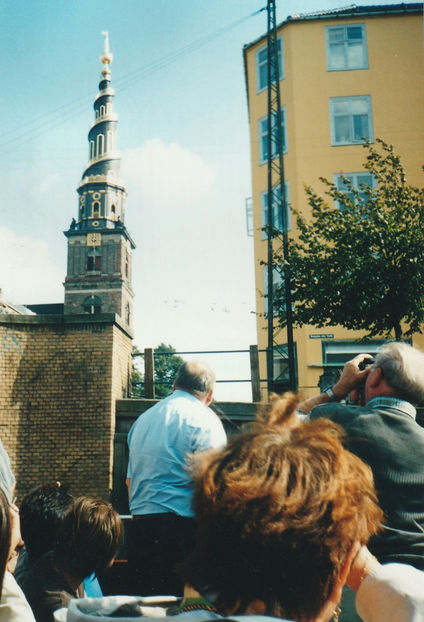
[266, 0, 296, 392]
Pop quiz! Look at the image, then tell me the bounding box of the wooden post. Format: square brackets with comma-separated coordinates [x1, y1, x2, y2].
[144, 348, 155, 398]
[250, 344, 261, 403]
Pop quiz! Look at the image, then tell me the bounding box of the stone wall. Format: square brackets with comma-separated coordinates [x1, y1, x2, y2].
[0, 313, 132, 502]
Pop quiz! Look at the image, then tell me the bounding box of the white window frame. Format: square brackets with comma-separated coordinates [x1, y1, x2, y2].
[96, 133, 105, 156]
[262, 265, 283, 317]
[260, 182, 290, 240]
[258, 107, 287, 165]
[326, 24, 368, 71]
[322, 340, 388, 367]
[333, 172, 376, 209]
[329, 96, 373, 146]
[256, 36, 284, 93]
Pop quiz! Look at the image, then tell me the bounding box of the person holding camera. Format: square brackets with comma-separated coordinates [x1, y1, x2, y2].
[298, 341, 424, 571]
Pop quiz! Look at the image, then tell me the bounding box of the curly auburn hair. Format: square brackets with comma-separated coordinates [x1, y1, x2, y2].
[183, 393, 383, 620]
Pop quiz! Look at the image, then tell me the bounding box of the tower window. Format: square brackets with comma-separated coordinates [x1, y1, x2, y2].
[107, 130, 113, 152]
[100, 104, 106, 117]
[92, 201, 100, 218]
[87, 248, 102, 271]
[96, 133, 104, 156]
[125, 302, 131, 325]
[83, 295, 102, 315]
[125, 251, 129, 278]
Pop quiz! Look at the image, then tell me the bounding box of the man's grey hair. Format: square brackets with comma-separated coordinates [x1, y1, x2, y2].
[175, 361, 216, 396]
[374, 342, 424, 404]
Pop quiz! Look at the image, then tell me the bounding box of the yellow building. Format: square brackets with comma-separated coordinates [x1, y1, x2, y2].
[243, 3, 424, 398]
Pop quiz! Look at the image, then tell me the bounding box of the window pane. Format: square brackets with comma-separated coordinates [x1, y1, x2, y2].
[258, 48, 267, 62]
[329, 43, 346, 69]
[329, 28, 344, 42]
[353, 114, 369, 140]
[350, 98, 368, 114]
[334, 115, 351, 143]
[332, 100, 349, 115]
[262, 135, 268, 161]
[347, 42, 365, 68]
[259, 64, 267, 90]
[357, 174, 373, 187]
[347, 26, 363, 41]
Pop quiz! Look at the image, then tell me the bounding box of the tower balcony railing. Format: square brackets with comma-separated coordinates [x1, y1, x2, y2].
[92, 112, 118, 126]
[86, 150, 121, 167]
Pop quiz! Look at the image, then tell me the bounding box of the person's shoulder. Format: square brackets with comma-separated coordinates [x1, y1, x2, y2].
[309, 402, 355, 420]
[0, 572, 36, 622]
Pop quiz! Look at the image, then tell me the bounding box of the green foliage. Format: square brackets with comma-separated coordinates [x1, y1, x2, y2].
[273, 139, 424, 340]
[132, 343, 184, 398]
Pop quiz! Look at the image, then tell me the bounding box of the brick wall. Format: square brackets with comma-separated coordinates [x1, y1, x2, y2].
[0, 313, 132, 502]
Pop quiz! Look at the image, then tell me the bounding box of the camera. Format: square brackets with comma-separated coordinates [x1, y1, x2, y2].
[358, 357, 375, 371]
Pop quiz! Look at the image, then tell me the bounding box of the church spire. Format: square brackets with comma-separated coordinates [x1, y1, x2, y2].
[73, 31, 128, 230]
[64, 34, 135, 328]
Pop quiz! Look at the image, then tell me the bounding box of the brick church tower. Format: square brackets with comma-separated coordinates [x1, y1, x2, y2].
[64, 33, 135, 328]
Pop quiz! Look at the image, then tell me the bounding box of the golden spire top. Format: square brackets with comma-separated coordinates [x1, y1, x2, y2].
[100, 31, 113, 78]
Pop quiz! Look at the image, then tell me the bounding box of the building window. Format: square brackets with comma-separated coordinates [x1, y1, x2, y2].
[256, 36, 283, 92]
[87, 248, 102, 272]
[96, 133, 104, 156]
[89, 140, 95, 160]
[107, 130, 113, 153]
[326, 24, 368, 71]
[100, 104, 106, 117]
[125, 251, 129, 278]
[259, 107, 287, 164]
[260, 182, 290, 240]
[126, 302, 131, 325]
[273, 343, 298, 391]
[333, 172, 376, 208]
[322, 340, 388, 366]
[330, 96, 373, 145]
[83, 295, 102, 315]
[92, 201, 100, 218]
[262, 265, 283, 317]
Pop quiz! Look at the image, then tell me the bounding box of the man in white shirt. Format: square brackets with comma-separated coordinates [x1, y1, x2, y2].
[126, 360, 226, 595]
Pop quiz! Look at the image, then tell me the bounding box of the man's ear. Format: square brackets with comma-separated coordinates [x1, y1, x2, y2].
[368, 366, 383, 389]
[204, 390, 213, 406]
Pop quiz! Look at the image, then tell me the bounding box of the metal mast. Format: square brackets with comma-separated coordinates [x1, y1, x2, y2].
[266, 0, 296, 392]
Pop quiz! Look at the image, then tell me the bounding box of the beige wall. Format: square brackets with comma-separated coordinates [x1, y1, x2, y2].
[245, 12, 424, 397]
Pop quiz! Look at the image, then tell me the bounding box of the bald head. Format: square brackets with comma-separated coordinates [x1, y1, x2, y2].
[174, 361, 215, 404]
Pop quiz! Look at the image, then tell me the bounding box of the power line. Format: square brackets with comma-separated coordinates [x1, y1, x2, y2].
[0, 8, 264, 154]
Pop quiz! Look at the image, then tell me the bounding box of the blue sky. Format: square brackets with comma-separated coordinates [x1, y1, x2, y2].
[0, 0, 417, 399]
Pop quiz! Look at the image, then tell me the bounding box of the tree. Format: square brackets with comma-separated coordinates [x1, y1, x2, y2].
[132, 343, 184, 398]
[273, 139, 424, 340]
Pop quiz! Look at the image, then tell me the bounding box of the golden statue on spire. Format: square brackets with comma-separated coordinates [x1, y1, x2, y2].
[100, 31, 113, 77]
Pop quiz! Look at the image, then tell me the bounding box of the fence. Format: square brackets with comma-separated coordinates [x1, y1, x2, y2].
[132, 346, 262, 402]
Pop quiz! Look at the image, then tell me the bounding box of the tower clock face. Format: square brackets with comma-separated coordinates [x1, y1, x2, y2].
[87, 233, 101, 246]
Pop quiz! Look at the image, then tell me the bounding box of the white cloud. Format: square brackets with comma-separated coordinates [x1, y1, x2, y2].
[0, 227, 64, 304]
[122, 139, 215, 207]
